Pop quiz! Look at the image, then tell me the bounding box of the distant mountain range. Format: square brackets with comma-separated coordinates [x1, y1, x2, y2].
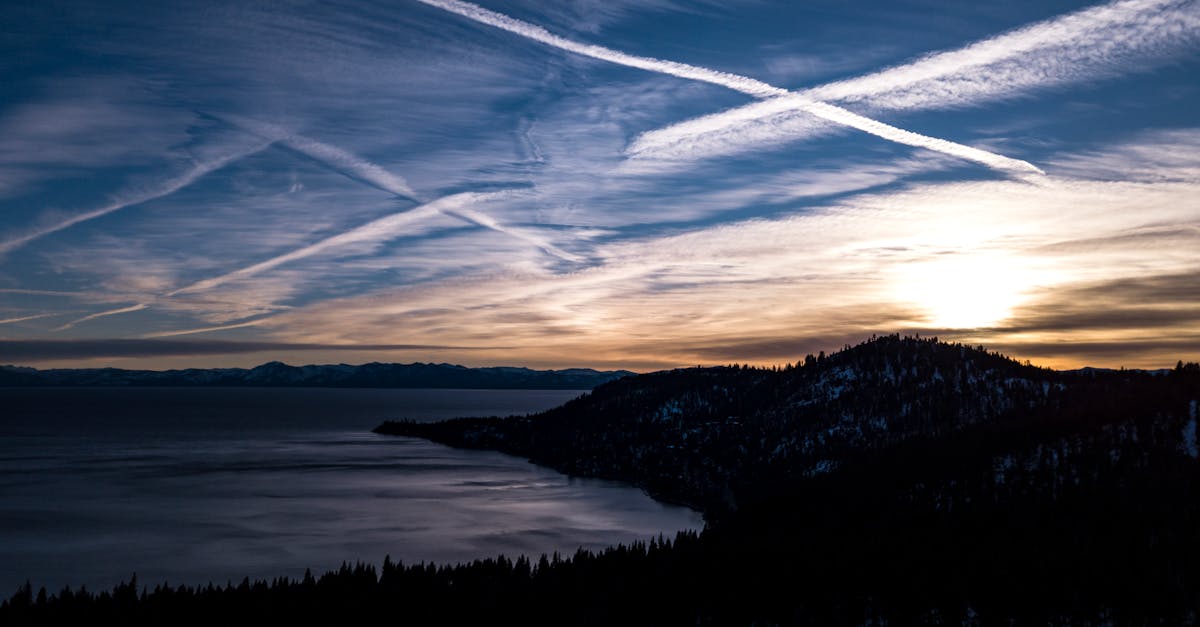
[0, 361, 633, 390]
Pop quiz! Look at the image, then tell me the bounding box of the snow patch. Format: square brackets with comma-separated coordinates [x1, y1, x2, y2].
[1182, 401, 1198, 460]
[810, 459, 837, 475]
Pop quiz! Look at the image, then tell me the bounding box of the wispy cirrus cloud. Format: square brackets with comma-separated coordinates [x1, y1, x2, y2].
[252, 131, 1200, 370]
[0, 339, 503, 362]
[629, 0, 1200, 165]
[4, 1, 1196, 370]
[415, 0, 1042, 175]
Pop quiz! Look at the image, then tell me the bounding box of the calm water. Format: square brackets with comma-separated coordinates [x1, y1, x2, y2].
[0, 388, 701, 594]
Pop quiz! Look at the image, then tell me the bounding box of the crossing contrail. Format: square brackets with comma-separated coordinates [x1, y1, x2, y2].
[628, 0, 1199, 165]
[414, 0, 1043, 175]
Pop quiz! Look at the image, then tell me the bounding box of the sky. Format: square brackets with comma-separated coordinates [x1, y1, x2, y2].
[1, 0, 1198, 371]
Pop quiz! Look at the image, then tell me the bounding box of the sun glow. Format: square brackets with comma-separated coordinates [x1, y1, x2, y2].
[895, 254, 1037, 329]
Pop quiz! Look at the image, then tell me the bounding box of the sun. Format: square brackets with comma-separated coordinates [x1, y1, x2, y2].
[894, 254, 1034, 329]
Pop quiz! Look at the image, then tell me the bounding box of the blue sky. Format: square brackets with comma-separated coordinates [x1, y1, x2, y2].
[1, 0, 1198, 370]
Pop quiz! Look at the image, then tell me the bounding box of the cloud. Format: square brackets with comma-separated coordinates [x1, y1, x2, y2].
[0, 289, 85, 297]
[247, 132, 1200, 370]
[629, 0, 1200, 164]
[994, 271, 1200, 334]
[982, 336, 1200, 365]
[0, 77, 200, 200]
[1045, 128, 1200, 181]
[415, 0, 1042, 174]
[0, 339, 504, 363]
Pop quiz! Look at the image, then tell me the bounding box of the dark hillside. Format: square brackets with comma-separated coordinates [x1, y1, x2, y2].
[378, 335, 1155, 515]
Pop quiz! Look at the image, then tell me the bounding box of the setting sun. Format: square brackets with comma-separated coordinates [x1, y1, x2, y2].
[896, 255, 1037, 329]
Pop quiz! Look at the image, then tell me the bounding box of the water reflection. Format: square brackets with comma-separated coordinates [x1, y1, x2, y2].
[0, 388, 702, 593]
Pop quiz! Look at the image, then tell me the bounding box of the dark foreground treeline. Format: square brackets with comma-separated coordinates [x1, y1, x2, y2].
[4, 434, 1196, 627]
[5, 337, 1200, 625]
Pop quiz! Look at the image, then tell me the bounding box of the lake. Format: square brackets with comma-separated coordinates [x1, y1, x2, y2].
[0, 387, 702, 595]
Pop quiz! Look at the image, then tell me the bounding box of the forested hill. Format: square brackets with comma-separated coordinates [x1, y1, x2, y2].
[377, 335, 1199, 516]
[0, 361, 632, 390]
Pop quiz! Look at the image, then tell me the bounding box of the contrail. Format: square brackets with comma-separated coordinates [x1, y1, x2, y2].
[806, 0, 1198, 109]
[222, 117, 420, 200]
[0, 313, 58, 325]
[168, 190, 570, 296]
[142, 319, 271, 338]
[414, 0, 1043, 175]
[629, 0, 1198, 164]
[0, 140, 274, 256]
[444, 204, 584, 262]
[0, 288, 84, 296]
[283, 134, 420, 200]
[168, 203, 445, 295]
[54, 303, 148, 331]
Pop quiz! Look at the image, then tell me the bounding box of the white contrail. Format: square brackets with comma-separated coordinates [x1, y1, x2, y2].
[223, 117, 420, 200]
[0, 313, 58, 325]
[415, 0, 1042, 175]
[630, 0, 1199, 164]
[168, 204, 443, 296]
[444, 204, 585, 262]
[806, 0, 1199, 110]
[418, 0, 785, 97]
[283, 134, 419, 200]
[54, 303, 148, 331]
[142, 318, 271, 338]
[0, 141, 273, 256]
[168, 190, 564, 296]
[0, 288, 83, 296]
